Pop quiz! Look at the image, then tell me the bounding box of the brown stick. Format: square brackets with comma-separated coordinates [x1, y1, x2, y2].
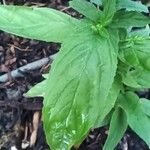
[0, 54, 57, 83]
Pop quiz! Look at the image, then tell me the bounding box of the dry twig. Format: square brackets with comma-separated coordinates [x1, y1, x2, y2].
[0, 54, 57, 83]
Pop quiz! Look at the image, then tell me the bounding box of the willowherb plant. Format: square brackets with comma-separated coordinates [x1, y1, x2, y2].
[0, 0, 150, 149]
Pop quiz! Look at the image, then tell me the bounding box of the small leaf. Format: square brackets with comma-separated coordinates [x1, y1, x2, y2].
[69, 0, 101, 22]
[119, 48, 140, 67]
[119, 92, 150, 148]
[103, 107, 127, 150]
[117, 0, 148, 13]
[112, 11, 150, 29]
[119, 36, 150, 70]
[0, 5, 79, 43]
[119, 38, 150, 89]
[42, 73, 49, 79]
[25, 73, 49, 97]
[25, 79, 47, 97]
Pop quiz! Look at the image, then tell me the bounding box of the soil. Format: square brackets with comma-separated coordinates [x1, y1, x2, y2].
[0, 0, 150, 150]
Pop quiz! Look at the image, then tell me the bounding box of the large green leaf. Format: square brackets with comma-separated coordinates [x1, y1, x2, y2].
[119, 92, 150, 148]
[112, 11, 150, 29]
[103, 107, 127, 150]
[43, 28, 119, 150]
[69, 0, 101, 22]
[117, 0, 148, 13]
[0, 5, 79, 43]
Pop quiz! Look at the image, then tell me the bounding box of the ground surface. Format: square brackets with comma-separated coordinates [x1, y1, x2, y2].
[0, 0, 150, 150]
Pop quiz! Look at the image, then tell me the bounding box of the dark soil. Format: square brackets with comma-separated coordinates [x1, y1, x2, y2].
[0, 0, 150, 150]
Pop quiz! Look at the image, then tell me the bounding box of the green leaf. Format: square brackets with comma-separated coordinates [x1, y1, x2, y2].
[121, 70, 140, 88]
[94, 77, 121, 128]
[25, 73, 49, 97]
[25, 79, 47, 97]
[103, 107, 127, 150]
[43, 29, 119, 150]
[119, 48, 140, 67]
[129, 37, 150, 53]
[91, 0, 149, 13]
[90, 0, 102, 5]
[69, 0, 101, 22]
[122, 69, 150, 89]
[112, 11, 150, 29]
[140, 98, 150, 116]
[0, 5, 79, 43]
[42, 73, 49, 79]
[119, 92, 150, 148]
[118, 35, 149, 89]
[117, 0, 149, 13]
[133, 51, 150, 70]
[119, 36, 150, 70]
[101, 0, 117, 25]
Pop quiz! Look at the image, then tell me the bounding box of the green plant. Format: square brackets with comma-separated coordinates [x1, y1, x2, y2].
[0, 0, 150, 149]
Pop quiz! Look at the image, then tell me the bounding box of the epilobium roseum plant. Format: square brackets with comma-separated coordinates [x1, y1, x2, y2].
[0, 0, 150, 149]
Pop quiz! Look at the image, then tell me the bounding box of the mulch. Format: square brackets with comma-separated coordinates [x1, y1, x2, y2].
[0, 0, 150, 149]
